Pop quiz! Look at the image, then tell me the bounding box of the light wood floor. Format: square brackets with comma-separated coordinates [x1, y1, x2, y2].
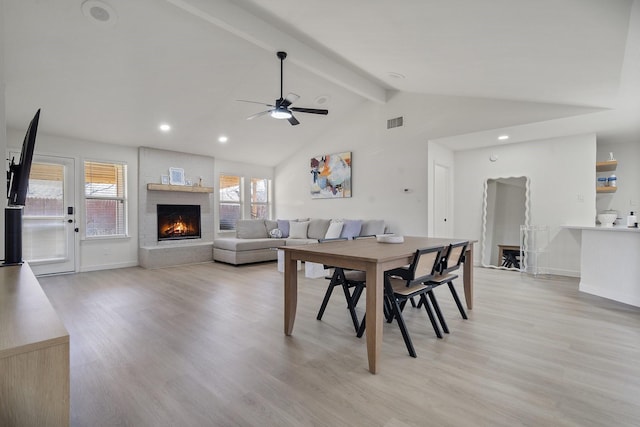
[38, 263, 640, 427]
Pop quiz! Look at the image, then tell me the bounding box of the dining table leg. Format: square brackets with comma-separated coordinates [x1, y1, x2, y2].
[365, 262, 384, 374]
[284, 250, 298, 335]
[463, 244, 474, 310]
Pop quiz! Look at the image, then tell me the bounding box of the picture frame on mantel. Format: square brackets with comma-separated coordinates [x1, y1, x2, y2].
[169, 167, 185, 185]
[161, 175, 170, 185]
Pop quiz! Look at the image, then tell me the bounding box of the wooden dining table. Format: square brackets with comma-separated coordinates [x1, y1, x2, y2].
[282, 236, 476, 374]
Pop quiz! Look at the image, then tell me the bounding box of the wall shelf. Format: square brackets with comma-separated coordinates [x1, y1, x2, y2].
[596, 160, 617, 172]
[596, 160, 617, 193]
[596, 186, 617, 193]
[147, 183, 213, 193]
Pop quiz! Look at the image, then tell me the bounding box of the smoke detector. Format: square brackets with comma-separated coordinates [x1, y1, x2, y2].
[81, 0, 117, 26]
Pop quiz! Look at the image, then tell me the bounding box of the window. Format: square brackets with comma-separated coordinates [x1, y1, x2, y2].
[219, 174, 241, 230]
[250, 177, 270, 220]
[84, 161, 127, 237]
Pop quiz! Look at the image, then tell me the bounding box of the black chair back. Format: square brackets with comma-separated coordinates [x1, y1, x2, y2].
[439, 241, 468, 275]
[402, 246, 445, 286]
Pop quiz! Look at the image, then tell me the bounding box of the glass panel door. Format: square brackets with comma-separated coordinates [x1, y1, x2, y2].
[20, 155, 76, 275]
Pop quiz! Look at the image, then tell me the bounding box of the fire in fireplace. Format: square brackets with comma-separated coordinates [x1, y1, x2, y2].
[157, 204, 201, 241]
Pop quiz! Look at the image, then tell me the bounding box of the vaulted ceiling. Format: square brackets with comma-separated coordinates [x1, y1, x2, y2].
[4, 0, 639, 165]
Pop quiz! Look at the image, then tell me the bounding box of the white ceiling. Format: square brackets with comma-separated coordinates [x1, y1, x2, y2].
[3, 0, 639, 165]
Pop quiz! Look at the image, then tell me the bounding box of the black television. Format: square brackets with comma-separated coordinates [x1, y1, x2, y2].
[7, 109, 40, 206]
[3, 109, 40, 265]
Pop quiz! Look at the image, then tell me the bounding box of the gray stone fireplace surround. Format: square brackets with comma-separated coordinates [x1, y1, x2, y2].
[138, 147, 215, 268]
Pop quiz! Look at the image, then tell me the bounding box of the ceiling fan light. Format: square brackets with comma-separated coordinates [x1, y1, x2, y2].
[271, 109, 292, 119]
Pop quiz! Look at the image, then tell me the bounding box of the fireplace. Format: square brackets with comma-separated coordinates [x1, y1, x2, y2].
[157, 204, 201, 241]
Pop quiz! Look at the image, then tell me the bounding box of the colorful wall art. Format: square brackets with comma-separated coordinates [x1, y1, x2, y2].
[310, 151, 352, 199]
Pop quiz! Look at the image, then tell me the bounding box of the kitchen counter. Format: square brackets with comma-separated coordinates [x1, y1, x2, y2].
[563, 225, 640, 307]
[563, 224, 640, 232]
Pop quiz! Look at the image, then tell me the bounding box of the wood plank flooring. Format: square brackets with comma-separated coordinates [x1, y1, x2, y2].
[38, 263, 640, 427]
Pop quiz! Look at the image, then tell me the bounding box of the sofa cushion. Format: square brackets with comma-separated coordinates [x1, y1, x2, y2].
[308, 219, 330, 239]
[340, 219, 363, 239]
[236, 220, 268, 239]
[289, 221, 310, 239]
[277, 219, 290, 237]
[324, 220, 344, 239]
[214, 237, 284, 251]
[361, 219, 386, 236]
[265, 220, 278, 233]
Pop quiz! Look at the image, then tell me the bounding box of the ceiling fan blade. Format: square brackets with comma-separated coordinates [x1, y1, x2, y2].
[290, 107, 329, 115]
[288, 114, 300, 126]
[237, 99, 275, 107]
[281, 93, 300, 108]
[247, 110, 272, 120]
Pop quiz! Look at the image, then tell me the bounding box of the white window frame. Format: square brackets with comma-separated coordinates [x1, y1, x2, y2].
[83, 159, 128, 239]
[250, 177, 272, 220]
[219, 174, 243, 231]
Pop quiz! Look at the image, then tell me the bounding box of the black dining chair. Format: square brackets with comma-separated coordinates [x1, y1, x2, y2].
[426, 241, 469, 321]
[316, 238, 366, 332]
[357, 245, 446, 358]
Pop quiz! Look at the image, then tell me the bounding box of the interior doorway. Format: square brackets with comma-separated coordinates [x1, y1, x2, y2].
[433, 163, 452, 237]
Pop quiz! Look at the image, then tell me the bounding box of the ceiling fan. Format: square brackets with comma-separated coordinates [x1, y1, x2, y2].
[237, 51, 328, 126]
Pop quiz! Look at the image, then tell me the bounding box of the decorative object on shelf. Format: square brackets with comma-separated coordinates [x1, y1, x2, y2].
[609, 152, 615, 161]
[185, 178, 193, 186]
[161, 175, 169, 185]
[608, 174, 617, 187]
[597, 211, 617, 227]
[169, 167, 185, 185]
[597, 177, 607, 187]
[627, 211, 637, 228]
[310, 151, 352, 199]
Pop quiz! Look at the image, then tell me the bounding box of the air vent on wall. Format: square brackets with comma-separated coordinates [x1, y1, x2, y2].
[387, 116, 404, 129]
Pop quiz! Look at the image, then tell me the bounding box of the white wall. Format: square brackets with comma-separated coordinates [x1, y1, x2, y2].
[7, 129, 139, 272]
[274, 96, 431, 235]
[596, 140, 640, 219]
[454, 133, 597, 276]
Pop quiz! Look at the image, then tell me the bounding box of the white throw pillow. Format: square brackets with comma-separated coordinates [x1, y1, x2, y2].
[324, 221, 344, 239]
[289, 221, 310, 239]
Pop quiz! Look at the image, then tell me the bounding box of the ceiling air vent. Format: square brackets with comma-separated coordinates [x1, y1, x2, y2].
[387, 116, 404, 129]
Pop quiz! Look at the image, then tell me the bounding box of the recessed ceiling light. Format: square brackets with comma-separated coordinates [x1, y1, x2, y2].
[498, 135, 509, 140]
[218, 136, 228, 143]
[387, 72, 406, 80]
[159, 123, 171, 132]
[81, 0, 117, 25]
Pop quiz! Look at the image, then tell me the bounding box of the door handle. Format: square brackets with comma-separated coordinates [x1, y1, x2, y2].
[74, 228, 79, 232]
[68, 219, 73, 223]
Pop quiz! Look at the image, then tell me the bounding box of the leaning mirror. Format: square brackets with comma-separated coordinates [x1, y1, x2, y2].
[481, 176, 530, 270]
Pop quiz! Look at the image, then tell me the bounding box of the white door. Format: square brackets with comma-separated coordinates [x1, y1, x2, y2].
[434, 163, 452, 237]
[20, 155, 76, 275]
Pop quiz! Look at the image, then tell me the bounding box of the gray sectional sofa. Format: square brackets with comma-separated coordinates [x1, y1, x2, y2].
[213, 218, 387, 265]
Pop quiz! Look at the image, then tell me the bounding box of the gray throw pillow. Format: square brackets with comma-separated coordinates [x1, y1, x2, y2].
[307, 219, 330, 239]
[236, 220, 268, 239]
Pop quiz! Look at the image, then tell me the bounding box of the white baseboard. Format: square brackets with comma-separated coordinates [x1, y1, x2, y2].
[80, 261, 139, 272]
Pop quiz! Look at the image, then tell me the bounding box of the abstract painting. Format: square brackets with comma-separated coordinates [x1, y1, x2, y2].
[310, 151, 352, 199]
